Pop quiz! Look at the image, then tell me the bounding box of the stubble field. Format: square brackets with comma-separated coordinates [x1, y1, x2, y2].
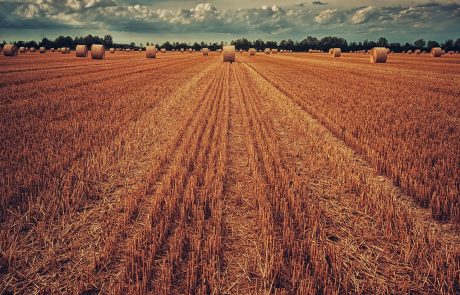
[0, 51, 459, 294]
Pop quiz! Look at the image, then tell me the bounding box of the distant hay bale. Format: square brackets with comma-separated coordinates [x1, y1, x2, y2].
[407, 50, 413, 54]
[329, 48, 334, 55]
[110, 48, 115, 53]
[369, 47, 387, 63]
[223, 45, 236, 62]
[415, 49, 421, 55]
[19, 47, 26, 53]
[431, 47, 442, 57]
[91, 44, 105, 59]
[331, 48, 341, 57]
[50, 48, 55, 52]
[308, 49, 313, 53]
[264, 48, 271, 54]
[249, 48, 256, 56]
[61, 47, 69, 54]
[161, 48, 166, 53]
[39, 47, 46, 53]
[76, 45, 88, 57]
[57, 48, 61, 52]
[3, 44, 18, 56]
[146, 46, 157, 58]
[139, 48, 143, 52]
[202, 48, 209, 56]
[386, 48, 390, 54]
[30, 47, 36, 52]
[448, 51, 454, 54]
[272, 49, 278, 54]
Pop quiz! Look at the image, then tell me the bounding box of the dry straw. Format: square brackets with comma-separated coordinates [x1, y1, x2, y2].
[223, 45, 236, 62]
[91, 44, 105, 59]
[39, 47, 46, 53]
[202, 48, 209, 56]
[431, 47, 442, 57]
[331, 48, 341, 57]
[76, 45, 88, 57]
[3, 44, 18, 56]
[146, 46, 157, 58]
[369, 47, 387, 63]
[249, 48, 256, 56]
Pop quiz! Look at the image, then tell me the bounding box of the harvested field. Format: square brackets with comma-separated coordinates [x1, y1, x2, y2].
[0, 51, 459, 294]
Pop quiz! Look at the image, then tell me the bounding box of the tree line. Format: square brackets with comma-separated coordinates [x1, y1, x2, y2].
[2, 34, 460, 52]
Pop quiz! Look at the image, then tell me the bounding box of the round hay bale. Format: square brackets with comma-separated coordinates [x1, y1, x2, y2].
[329, 48, 334, 55]
[91, 44, 105, 59]
[271, 49, 278, 54]
[332, 48, 341, 57]
[146, 46, 157, 58]
[415, 49, 421, 55]
[30, 47, 36, 52]
[431, 47, 442, 57]
[407, 50, 413, 54]
[60, 47, 68, 54]
[25, 47, 29, 51]
[202, 48, 209, 56]
[188, 48, 192, 53]
[76, 45, 88, 57]
[249, 48, 256, 56]
[110, 48, 115, 53]
[161, 48, 166, 53]
[223, 45, 236, 63]
[369, 47, 387, 63]
[19, 47, 26, 53]
[264, 48, 271, 54]
[39, 47, 46, 53]
[50, 48, 55, 52]
[3, 44, 18, 56]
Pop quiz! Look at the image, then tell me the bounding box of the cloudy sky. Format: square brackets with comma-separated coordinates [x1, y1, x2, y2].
[0, 0, 459, 44]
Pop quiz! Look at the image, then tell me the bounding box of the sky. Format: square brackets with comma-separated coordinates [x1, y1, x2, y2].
[0, 0, 459, 44]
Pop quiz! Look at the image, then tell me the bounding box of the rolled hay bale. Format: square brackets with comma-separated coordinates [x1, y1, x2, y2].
[30, 47, 36, 52]
[57, 48, 61, 52]
[161, 48, 166, 53]
[308, 49, 313, 54]
[39, 47, 46, 53]
[188, 48, 193, 53]
[139, 48, 143, 52]
[415, 49, 421, 55]
[146, 46, 157, 58]
[110, 48, 115, 53]
[202, 48, 209, 56]
[329, 48, 334, 55]
[19, 47, 26, 53]
[76, 45, 88, 57]
[60, 47, 67, 54]
[369, 47, 387, 63]
[448, 51, 454, 54]
[332, 48, 341, 57]
[223, 45, 236, 63]
[272, 49, 278, 54]
[402, 50, 406, 54]
[50, 48, 55, 52]
[91, 44, 105, 59]
[3, 44, 18, 56]
[407, 50, 413, 54]
[249, 48, 256, 56]
[431, 47, 442, 57]
[264, 48, 271, 54]
[25, 47, 29, 51]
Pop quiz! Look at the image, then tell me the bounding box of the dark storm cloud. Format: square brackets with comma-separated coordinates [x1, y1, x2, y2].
[0, 1, 458, 40]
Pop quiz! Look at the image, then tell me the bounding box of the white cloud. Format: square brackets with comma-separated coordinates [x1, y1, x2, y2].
[351, 6, 374, 24]
[315, 9, 337, 23]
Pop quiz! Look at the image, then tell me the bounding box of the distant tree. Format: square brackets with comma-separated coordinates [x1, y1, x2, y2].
[426, 40, 440, 50]
[455, 38, 460, 51]
[442, 39, 454, 51]
[130, 42, 136, 48]
[103, 34, 113, 47]
[139, 42, 143, 48]
[320, 36, 348, 51]
[377, 37, 389, 47]
[389, 42, 402, 52]
[413, 38, 426, 49]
